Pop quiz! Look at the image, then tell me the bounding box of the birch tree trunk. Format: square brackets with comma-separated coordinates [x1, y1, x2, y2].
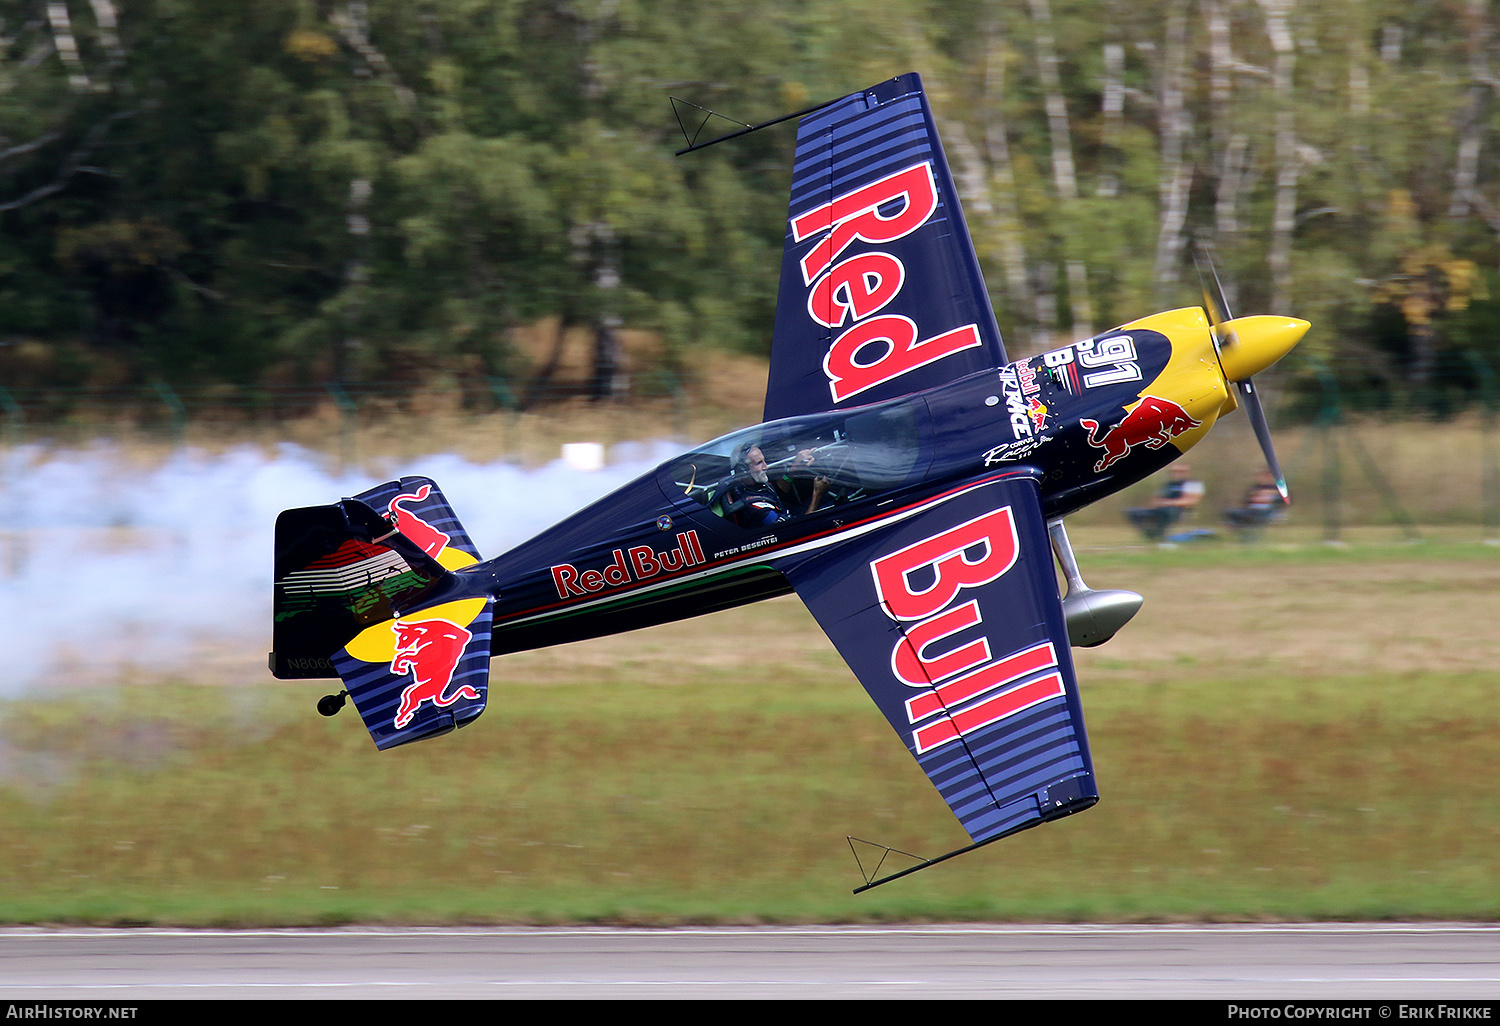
[1028, 0, 1077, 202]
[573, 0, 627, 401]
[1152, 7, 1192, 303]
[46, 2, 90, 91]
[1343, 0, 1373, 209]
[1449, 0, 1492, 219]
[977, 23, 1039, 347]
[1028, 0, 1091, 337]
[1261, 0, 1298, 314]
[1098, 42, 1124, 199]
[1201, 0, 1248, 246]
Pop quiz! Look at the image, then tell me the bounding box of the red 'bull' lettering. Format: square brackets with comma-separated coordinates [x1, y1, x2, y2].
[868, 504, 1065, 753]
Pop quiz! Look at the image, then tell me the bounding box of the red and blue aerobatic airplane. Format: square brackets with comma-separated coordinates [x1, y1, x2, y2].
[271, 74, 1308, 890]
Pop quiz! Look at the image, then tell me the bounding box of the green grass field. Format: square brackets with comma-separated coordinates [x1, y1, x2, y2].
[2, 532, 1497, 926]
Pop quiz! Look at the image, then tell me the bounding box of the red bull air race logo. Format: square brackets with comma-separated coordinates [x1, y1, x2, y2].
[871, 506, 1066, 755]
[791, 162, 983, 403]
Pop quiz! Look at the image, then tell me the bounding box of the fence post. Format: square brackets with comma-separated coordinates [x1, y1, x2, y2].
[487, 376, 520, 457]
[0, 387, 23, 447]
[660, 370, 689, 441]
[325, 382, 357, 469]
[1314, 364, 1343, 543]
[1465, 351, 1500, 542]
[150, 381, 187, 445]
[1311, 359, 1420, 542]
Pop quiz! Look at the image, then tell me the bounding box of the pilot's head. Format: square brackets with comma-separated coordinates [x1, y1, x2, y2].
[744, 445, 769, 484]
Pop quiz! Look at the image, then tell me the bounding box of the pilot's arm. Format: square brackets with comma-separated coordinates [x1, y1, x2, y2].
[794, 449, 830, 515]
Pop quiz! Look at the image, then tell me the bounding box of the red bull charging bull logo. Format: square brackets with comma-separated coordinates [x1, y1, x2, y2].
[389, 484, 452, 558]
[1079, 395, 1201, 472]
[390, 617, 478, 730]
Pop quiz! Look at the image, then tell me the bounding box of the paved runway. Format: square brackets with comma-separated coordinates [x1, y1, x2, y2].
[1, 923, 1497, 1000]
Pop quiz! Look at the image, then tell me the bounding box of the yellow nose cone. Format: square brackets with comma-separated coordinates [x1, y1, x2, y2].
[1215, 315, 1310, 381]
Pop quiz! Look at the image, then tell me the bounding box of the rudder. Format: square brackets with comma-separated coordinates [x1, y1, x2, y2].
[272, 476, 493, 750]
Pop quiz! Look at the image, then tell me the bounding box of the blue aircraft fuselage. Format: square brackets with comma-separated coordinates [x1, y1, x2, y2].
[462, 312, 1230, 655]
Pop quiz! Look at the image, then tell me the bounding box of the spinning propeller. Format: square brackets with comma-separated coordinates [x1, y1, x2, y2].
[1193, 244, 1308, 502]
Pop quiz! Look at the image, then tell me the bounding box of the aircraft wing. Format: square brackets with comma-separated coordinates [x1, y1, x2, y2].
[775, 475, 1097, 853]
[765, 72, 1007, 423]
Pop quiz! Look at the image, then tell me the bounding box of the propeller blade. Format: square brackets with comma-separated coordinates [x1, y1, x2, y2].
[1238, 377, 1290, 503]
[1193, 241, 1294, 504]
[1193, 243, 1233, 338]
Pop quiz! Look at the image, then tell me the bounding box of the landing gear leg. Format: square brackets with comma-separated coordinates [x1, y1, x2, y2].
[1047, 518, 1143, 647]
[317, 691, 349, 717]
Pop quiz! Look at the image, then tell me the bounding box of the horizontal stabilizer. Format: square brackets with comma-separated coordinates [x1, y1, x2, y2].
[272, 502, 452, 679]
[333, 596, 494, 750]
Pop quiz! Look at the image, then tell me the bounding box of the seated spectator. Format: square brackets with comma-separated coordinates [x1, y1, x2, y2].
[1126, 463, 1204, 543]
[1223, 470, 1285, 541]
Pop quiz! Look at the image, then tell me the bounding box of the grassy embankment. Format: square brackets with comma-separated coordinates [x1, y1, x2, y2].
[1, 533, 1497, 926]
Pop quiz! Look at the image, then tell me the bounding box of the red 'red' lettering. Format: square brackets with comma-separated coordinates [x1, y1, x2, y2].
[808, 252, 905, 328]
[604, 550, 631, 586]
[792, 163, 939, 284]
[823, 318, 983, 403]
[891, 600, 990, 688]
[551, 564, 586, 599]
[578, 569, 605, 591]
[905, 641, 1057, 723]
[871, 507, 1019, 622]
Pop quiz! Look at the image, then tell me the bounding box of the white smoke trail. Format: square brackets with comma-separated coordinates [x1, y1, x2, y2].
[0, 440, 684, 694]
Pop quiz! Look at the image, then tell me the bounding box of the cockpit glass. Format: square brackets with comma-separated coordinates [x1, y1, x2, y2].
[659, 396, 930, 529]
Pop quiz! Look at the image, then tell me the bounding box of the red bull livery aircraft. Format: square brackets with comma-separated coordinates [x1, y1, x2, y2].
[272, 74, 1308, 890]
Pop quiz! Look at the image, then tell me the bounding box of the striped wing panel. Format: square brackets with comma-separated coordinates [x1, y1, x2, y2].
[332, 598, 494, 750]
[777, 475, 1096, 843]
[765, 72, 1007, 422]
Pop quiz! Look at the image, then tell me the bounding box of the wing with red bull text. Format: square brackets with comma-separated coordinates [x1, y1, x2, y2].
[774, 474, 1097, 857]
[765, 72, 1007, 423]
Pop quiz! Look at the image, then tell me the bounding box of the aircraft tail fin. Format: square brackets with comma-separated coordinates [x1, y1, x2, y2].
[271, 477, 493, 750]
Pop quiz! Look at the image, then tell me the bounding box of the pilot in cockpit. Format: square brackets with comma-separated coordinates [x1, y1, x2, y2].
[714, 443, 830, 527]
